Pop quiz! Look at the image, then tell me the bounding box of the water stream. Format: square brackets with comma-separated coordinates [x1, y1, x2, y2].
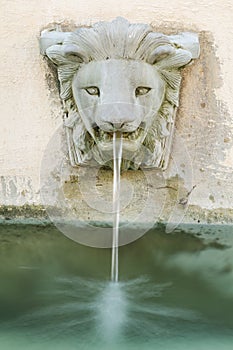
[111, 132, 123, 282]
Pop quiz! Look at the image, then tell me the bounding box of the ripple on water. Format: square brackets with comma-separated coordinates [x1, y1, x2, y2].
[1, 276, 233, 350]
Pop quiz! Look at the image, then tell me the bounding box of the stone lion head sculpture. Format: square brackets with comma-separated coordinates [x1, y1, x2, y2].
[40, 17, 199, 171]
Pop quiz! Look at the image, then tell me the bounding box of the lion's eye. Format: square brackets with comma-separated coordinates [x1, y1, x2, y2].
[85, 86, 100, 96]
[135, 86, 151, 97]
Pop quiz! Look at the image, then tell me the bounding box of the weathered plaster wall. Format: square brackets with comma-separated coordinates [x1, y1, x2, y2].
[0, 0, 233, 224]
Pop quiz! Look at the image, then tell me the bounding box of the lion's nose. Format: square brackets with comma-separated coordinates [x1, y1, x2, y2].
[109, 122, 124, 130]
[99, 120, 137, 132]
[99, 121, 127, 131]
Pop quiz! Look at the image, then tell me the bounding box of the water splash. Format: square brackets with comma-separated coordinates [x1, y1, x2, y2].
[98, 282, 127, 343]
[111, 132, 123, 282]
[1, 275, 209, 350]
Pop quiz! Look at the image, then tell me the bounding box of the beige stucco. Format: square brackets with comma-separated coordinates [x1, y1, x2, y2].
[0, 0, 233, 225]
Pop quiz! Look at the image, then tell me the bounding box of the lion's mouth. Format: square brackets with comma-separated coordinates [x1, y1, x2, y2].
[93, 126, 145, 143]
[89, 123, 148, 154]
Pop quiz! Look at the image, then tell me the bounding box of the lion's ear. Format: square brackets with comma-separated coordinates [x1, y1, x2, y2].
[45, 44, 87, 65]
[147, 32, 199, 67]
[147, 45, 175, 64]
[40, 30, 87, 64]
[63, 45, 87, 63]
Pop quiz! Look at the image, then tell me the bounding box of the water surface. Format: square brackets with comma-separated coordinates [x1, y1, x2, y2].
[0, 225, 233, 349]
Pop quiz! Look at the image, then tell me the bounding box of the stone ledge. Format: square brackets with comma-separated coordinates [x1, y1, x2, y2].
[0, 204, 232, 227]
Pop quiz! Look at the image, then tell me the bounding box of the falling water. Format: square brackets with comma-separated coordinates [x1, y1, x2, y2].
[111, 132, 123, 282]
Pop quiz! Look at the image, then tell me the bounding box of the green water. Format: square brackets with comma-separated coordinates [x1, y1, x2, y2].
[0, 225, 233, 349]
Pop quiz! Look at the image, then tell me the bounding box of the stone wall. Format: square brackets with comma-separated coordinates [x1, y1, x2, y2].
[0, 0, 233, 225]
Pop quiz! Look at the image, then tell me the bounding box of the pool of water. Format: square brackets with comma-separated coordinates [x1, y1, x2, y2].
[0, 225, 233, 349]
